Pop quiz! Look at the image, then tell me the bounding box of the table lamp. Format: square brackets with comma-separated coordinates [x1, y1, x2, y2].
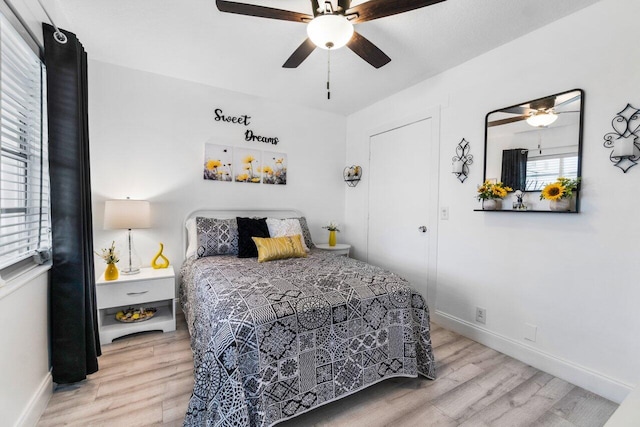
[103, 198, 150, 275]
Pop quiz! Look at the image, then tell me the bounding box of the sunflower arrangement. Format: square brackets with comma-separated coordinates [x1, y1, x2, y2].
[476, 181, 513, 200]
[539, 177, 580, 200]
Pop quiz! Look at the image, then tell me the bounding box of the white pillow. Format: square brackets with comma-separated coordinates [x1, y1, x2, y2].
[185, 217, 197, 258]
[266, 218, 310, 252]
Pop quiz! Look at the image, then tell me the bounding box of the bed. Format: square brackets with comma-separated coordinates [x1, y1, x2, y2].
[179, 210, 435, 426]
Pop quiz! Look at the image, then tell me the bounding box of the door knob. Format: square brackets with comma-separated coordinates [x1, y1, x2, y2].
[418, 226, 427, 233]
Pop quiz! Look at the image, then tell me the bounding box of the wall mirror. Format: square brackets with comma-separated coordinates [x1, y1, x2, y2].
[484, 89, 584, 212]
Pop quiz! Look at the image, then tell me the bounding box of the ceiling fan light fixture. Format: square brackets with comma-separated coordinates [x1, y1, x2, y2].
[307, 14, 354, 50]
[526, 110, 558, 127]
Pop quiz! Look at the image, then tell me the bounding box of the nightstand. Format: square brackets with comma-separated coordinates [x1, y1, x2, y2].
[96, 266, 176, 345]
[315, 243, 351, 257]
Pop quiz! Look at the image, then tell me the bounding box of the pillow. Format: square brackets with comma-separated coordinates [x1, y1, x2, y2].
[196, 217, 238, 257]
[185, 218, 197, 258]
[266, 218, 310, 252]
[252, 235, 308, 263]
[292, 216, 315, 249]
[237, 217, 270, 258]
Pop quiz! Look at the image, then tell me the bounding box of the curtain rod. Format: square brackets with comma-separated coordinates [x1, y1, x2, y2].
[37, 0, 66, 44]
[1, 0, 43, 53]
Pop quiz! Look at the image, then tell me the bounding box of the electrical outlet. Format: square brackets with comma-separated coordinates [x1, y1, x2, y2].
[475, 307, 486, 324]
[524, 323, 537, 342]
[440, 207, 449, 220]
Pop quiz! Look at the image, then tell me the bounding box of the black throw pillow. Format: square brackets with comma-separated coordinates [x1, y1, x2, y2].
[237, 217, 270, 258]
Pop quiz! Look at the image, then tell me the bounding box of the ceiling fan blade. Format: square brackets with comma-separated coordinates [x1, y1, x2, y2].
[501, 106, 532, 116]
[283, 38, 316, 68]
[488, 116, 527, 127]
[347, 31, 391, 68]
[337, 0, 351, 13]
[346, 0, 446, 24]
[216, 0, 312, 22]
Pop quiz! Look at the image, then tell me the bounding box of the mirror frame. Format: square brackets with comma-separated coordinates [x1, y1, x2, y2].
[482, 88, 585, 213]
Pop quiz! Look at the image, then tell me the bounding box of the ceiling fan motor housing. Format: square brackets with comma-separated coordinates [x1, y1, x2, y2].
[307, 14, 354, 49]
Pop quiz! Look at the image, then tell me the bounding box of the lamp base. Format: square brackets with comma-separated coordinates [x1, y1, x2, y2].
[121, 228, 142, 275]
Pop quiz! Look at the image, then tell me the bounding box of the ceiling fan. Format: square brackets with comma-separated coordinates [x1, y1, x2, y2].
[215, 0, 447, 69]
[488, 94, 581, 128]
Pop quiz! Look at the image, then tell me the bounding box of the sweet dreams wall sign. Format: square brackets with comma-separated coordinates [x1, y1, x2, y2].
[205, 108, 287, 185]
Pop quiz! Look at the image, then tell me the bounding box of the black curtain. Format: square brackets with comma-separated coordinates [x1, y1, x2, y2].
[43, 23, 100, 384]
[501, 149, 528, 191]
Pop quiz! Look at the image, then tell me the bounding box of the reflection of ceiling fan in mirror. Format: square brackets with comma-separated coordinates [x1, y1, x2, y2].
[488, 93, 581, 128]
[215, 0, 446, 69]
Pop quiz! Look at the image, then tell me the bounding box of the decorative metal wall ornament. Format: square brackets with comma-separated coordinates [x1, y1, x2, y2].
[603, 104, 640, 173]
[451, 138, 473, 183]
[343, 165, 362, 187]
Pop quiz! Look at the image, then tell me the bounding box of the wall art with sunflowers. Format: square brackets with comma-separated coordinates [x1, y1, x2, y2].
[204, 143, 287, 185]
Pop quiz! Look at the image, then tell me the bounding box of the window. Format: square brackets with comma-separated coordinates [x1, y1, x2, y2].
[525, 155, 578, 191]
[0, 13, 49, 271]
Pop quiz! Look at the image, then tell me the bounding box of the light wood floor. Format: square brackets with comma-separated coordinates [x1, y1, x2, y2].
[38, 314, 618, 426]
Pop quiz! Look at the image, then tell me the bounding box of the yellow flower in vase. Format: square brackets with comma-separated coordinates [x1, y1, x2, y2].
[95, 241, 120, 281]
[539, 178, 580, 211]
[476, 181, 512, 201]
[541, 183, 565, 200]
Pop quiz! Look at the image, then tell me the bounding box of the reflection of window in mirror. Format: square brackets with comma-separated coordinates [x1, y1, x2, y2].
[525, 155, 578, 191]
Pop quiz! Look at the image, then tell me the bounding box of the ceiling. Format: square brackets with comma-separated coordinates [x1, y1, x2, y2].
[55, 0, 601, 115]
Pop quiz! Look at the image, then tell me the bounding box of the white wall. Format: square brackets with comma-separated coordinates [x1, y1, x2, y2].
[0, 268, 51, 426]
[88, 60, 347, 278]
[345, 0, 639, 403]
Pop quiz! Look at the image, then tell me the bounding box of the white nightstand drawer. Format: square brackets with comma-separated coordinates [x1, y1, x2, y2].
[97, 277, 174, 309]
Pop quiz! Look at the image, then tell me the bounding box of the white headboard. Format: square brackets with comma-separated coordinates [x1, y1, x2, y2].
[183, 208, 304, 256]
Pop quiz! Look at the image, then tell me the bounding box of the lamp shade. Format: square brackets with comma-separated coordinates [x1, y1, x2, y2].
[526, 111, 558, 127]
[104, 199, 151, 230]
[307, 15, 354, 50]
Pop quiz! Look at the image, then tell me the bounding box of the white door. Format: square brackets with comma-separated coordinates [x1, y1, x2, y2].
[367, 118, 433, 295]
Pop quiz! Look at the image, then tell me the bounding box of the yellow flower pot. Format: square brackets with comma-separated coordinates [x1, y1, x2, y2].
[104, 263, 119, 281]
[329, 230, 337, 247]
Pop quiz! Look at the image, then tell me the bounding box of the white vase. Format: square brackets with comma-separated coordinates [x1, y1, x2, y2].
[549, 198, 571, 211]
[482, 199, 498, 210]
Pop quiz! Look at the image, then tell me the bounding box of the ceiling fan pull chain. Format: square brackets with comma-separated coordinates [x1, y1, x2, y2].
[327, 47, 331, 100]
[538, 131, 542, 154]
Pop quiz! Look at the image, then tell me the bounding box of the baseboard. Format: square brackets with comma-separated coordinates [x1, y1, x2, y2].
[433, 310, 632, 404]
[15, 370, 52, 427]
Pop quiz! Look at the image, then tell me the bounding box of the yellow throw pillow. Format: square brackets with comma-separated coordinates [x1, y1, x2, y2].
[252, 234, 308, 263]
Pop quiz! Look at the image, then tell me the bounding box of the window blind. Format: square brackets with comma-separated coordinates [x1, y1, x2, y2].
[0, 13, 49, 270]
[525, 155, 578, 191]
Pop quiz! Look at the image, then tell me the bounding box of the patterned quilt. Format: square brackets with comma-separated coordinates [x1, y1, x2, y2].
[179, 250, 435, 427]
